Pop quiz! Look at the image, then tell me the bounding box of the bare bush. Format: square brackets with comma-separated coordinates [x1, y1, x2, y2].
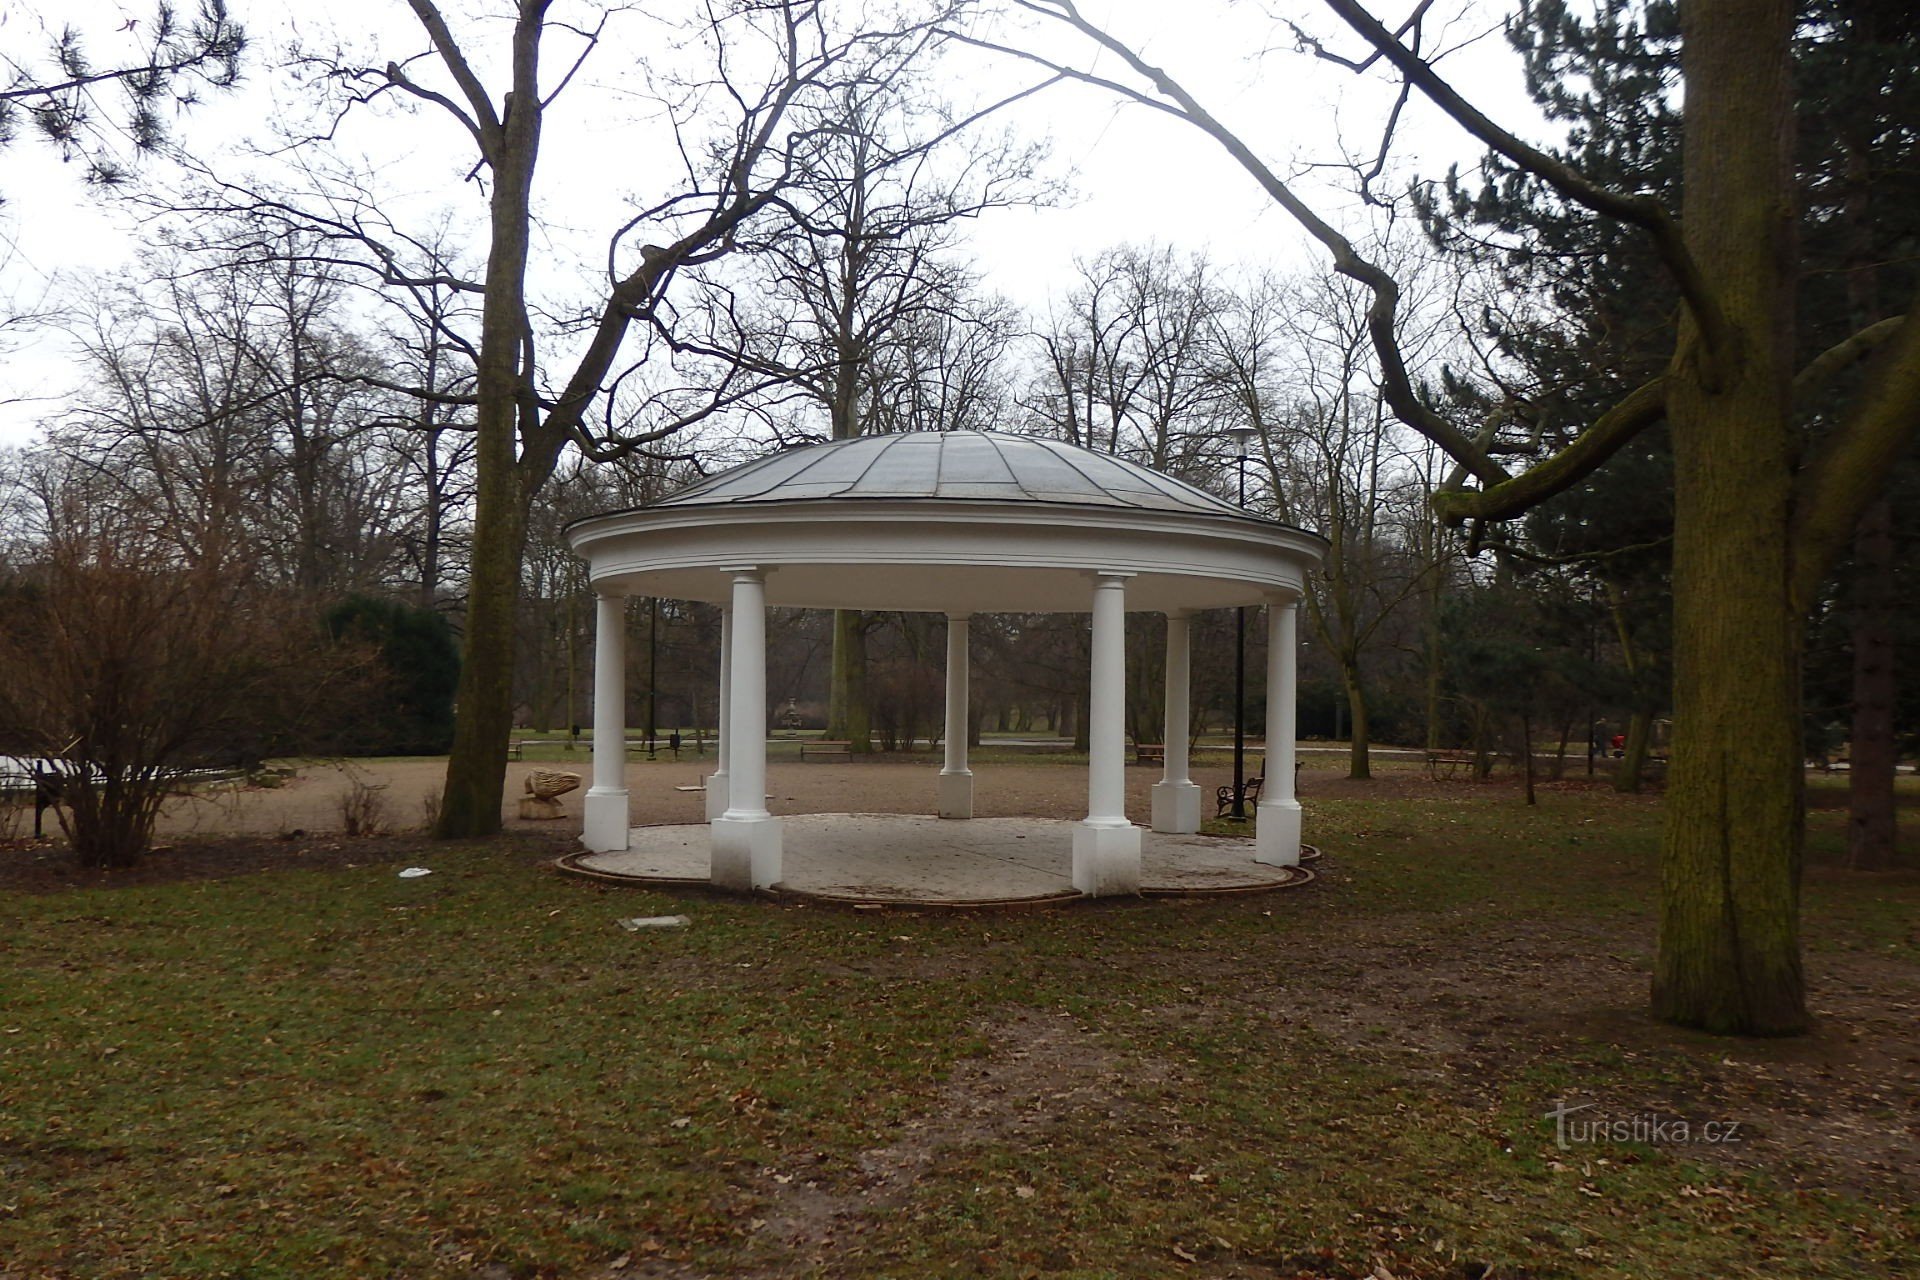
[417, 790, 442, 834]
[0, 478, 375, 867]
[338, 779, 391, 838]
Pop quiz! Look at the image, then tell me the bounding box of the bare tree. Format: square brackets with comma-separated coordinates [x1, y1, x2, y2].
[677, 69, 1046, 750]
[57, 242, 419, 597]
[179, 1, 981, 835]
[1024, 243, 1224, 473]
[1230, 265, 1453, 780]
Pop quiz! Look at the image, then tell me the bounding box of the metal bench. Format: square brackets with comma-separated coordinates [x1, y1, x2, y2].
[1215, 772, 1264, 817]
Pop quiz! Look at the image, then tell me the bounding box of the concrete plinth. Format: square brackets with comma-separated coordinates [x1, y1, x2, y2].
[1072, 821, 1142, 896]
[1149, 780, 1203, 834]
[704, 773, 729, 822]
[582, 788, 630, 853]
[937, 770, 974, 819]
[711, 813, 783, 890]
[1255, 798, 1302, 867]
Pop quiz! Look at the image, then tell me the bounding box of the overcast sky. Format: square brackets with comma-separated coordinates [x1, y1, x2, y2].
[0, 0, 1542, 447]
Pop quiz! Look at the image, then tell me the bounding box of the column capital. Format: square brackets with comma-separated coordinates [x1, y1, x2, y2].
[1265, 588, 1303, 607]
[721, 565, 766, 583]
[1088, 569, 1136, 585]
[946, 611, 972, 622]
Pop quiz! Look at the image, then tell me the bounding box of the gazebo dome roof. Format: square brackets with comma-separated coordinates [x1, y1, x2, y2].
[653, 430, 1252, 519]
[567, 430, 1326, 614]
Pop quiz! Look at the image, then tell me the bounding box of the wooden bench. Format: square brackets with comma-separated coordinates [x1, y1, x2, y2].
[1134, 743, 1165, 766]
[799, 740, 854, 762]
[508, 740, 537, 761]
[1426, 749, 1477, 780]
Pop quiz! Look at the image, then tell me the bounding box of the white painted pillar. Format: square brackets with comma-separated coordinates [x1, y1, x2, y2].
[705, 605, 732, 822]
[582, 591, 631, 852]
[938, 613, 974, 819]
[710, 569, 781, 889]
[1150, 610, 1202, 834]
[1256, 594, 1303, 867]
[1073, 572, 1141, 895]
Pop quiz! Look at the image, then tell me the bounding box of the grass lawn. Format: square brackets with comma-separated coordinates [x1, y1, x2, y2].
[1, 778, 1914, 1278]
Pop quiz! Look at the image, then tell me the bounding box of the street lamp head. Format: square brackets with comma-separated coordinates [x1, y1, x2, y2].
[1225, 425, 1258, 458]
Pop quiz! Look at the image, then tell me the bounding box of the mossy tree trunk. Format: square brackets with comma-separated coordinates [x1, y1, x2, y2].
[1651, 0, 1806, 1035]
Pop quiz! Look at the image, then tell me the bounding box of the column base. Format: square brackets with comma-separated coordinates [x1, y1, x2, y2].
[1255, 798, 1303, 867]
[1149, 780, 1203, 834]
[1072, 821, 1142, 896]
[704, 772, 730, 822]
[937, 770, 974, 819]
[582, 788, 630, 853]
[711, 812, 783, 891]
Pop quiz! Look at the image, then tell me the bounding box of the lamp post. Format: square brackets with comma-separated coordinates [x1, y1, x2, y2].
[1226, 424, 1257, 820]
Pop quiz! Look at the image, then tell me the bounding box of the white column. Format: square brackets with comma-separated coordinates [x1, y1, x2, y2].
[1256, 594, 1303, 867]
[710, 569, 781, 890]
[938, 613, 974, 819]
[705, 605, 732, 822]
[1073, 572, 1141, 895]
[1150, 610, 1203, 834]
[582, 591, 631, 852]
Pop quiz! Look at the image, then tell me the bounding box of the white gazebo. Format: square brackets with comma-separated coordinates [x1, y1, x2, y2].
[563, 430, 1328, 897]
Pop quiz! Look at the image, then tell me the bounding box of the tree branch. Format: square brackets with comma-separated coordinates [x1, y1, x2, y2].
[1791, 314, 1904, 403]
[402, 0, 503, 151]
[1316, 0, 1733, 371]
[1432, 374, 1668, 524]
[992, 0, 1511, 487]
[1789, 307, 1920, 614]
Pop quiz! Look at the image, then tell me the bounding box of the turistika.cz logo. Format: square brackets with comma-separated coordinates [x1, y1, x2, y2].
[1545, 1101, 1744, 1150]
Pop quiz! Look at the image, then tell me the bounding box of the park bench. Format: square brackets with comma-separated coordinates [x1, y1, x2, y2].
[1426, 748, 1477, 779]
[1134, 743, 1165, 766]
[1215, 770, 1264, 818]
[800, 740, 854, 762]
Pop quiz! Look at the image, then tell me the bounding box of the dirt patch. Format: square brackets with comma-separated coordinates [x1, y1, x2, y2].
[1214, 893, 1920, 1205]
[737, 1009, 1156, 1277]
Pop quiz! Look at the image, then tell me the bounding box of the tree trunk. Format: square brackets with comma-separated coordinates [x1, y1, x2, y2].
[1472, 704, 1493, 780]
[1342, 660, 1371, 780]
[1652, 0, 1806, 1035]
[1521, 708, 1537, 807]
[436, 46, 544, 839]
[826, 608, 874, 752]
[1615, 707, 1653, 793]
[1848, 496, 1899, 869]
[436, 479, 529, 837]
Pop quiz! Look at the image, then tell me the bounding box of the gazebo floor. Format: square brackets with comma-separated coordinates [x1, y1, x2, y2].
[558, 813, 1316, 907]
